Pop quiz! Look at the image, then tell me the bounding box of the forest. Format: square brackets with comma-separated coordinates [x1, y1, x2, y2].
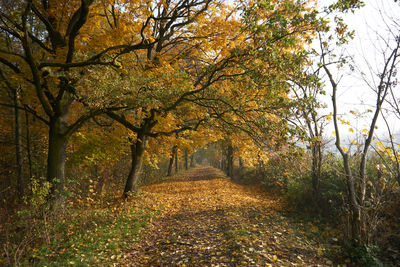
[1, 0, 400, 266]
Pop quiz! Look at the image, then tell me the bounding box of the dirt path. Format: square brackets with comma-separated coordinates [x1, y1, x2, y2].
[120, 167, 331, 266]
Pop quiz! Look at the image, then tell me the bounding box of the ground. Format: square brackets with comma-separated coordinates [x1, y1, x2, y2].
[119, 167, 334, 266]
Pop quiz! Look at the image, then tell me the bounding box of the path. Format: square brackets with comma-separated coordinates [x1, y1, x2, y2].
[120, 167, 331, 266]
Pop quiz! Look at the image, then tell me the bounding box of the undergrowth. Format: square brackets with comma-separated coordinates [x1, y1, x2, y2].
[0, 193, 158, 267]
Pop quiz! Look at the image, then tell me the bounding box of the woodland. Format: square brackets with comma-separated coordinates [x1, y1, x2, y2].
[1, 0, 400, 266]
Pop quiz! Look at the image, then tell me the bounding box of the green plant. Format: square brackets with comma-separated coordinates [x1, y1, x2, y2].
[340, 242, 383, 267]
[23, 177, 51, 210]
[285, 173, 314, 212]
[21, 204, 156, 266]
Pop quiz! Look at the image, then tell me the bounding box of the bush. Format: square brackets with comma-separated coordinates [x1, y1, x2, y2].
[339, 242, 383, 267]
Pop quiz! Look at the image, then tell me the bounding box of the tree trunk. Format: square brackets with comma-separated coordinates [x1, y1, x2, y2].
[124, 134, 147, 197]
[46, 85, 75, 202]
[184, 149, 188, 170]
[93, 165, 105, 196]
[25, 109, 33, 179]
[343, 153, 361, 243]
[47, 120, 68, 199]
[327, 62, 362, 244]
[167, 145, 177, 176]
[311, 143, 322, 206]
[13, 87, 24, 197]
[221, 159, 226, 172]
[167, 155, 174, 177]
[226, 144, 233, 178]
[175, 147, 178, 174]
[190, 154, 194, 167]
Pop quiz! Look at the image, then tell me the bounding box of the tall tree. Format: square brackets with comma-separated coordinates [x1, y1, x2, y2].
[0, 0, 325, 200]
[320, 23, 400, 244]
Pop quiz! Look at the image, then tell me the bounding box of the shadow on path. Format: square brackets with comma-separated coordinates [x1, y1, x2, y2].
[120, 166, 331, 266]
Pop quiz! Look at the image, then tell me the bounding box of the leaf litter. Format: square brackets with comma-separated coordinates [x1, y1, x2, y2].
[119, 167, 333, 266]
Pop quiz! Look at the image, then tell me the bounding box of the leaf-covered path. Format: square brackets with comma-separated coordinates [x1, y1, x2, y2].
[120, 167, 332, 266]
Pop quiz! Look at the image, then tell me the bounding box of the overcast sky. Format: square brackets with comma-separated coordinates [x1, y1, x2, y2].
[318, 0, 400, 148]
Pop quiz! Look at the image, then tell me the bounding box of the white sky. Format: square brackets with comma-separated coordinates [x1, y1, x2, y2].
[319, 0, 400, 148]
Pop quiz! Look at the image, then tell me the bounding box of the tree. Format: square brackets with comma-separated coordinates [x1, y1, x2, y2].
[0, 0, 114, 200]
[321, 23, 400, 244]
[0, 70, 24, 197]
[104, 0, 324, 195]
[0, 0, 213, 200]
[289, 70, 329, 207]
[0, 0, 325, 200]
[373, 9, 400, 185]
[167, 145, 178, 177]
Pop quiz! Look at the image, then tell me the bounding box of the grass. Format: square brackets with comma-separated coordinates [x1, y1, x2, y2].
[1, 195, 159, 267]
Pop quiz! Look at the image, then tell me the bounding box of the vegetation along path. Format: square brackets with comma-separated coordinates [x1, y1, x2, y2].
[120, 167, 334, 266]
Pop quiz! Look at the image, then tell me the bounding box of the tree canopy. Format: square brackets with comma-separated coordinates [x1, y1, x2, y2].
[3, 0, 400, 266]
[0, 0, 323, 198]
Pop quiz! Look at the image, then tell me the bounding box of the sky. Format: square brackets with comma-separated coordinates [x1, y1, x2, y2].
[318, 0, 400, 148]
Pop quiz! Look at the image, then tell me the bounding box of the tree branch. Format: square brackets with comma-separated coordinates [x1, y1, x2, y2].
[106, 111, 141, 133]
[149, 118, 207, 137]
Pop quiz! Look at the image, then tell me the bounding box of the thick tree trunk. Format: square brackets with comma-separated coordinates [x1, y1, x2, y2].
[184, 149, 188, 170]
[124, 134, 147, 197]
[167, 145, 177, 176]
[46, 86, 75, 202]
[47, 120, 68, 198]
[13, 88, 24, 197]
